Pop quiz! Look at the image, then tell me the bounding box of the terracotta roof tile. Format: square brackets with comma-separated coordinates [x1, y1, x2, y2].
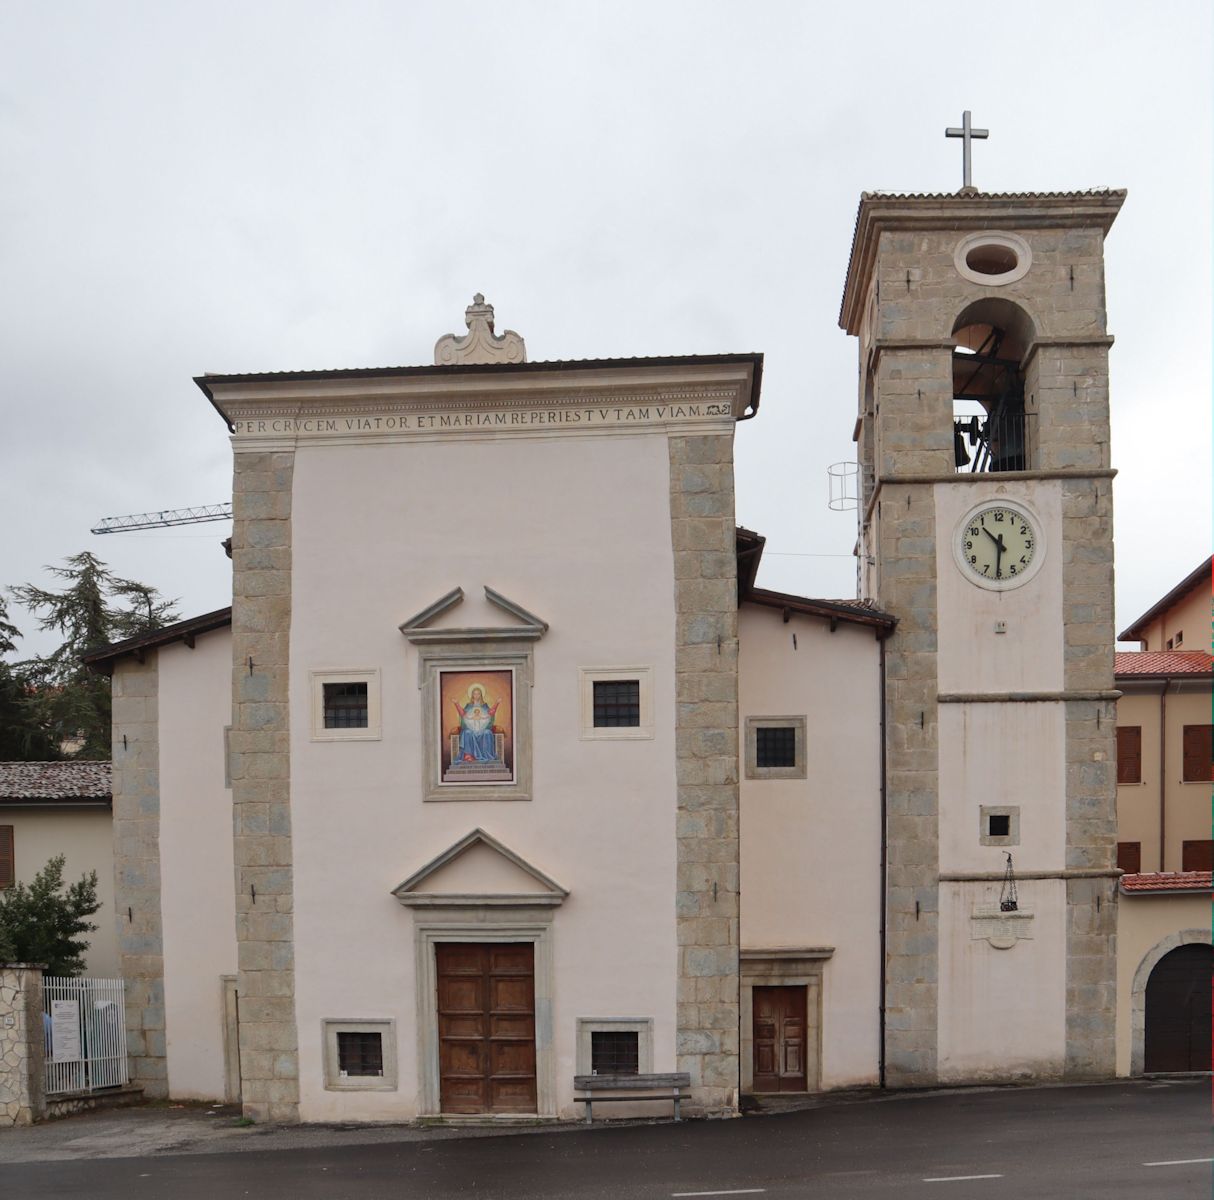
[0, 761, 111, 801]
[1114, 651, 1212, 678]
[1120, 871, 1212, 894]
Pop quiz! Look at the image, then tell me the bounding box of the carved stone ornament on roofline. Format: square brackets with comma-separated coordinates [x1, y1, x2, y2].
[434, 294, 527, 366]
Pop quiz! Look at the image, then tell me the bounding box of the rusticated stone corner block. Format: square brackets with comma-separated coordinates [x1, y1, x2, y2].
[231, 449, 300, 1122]
[669, 433, 741, 1114]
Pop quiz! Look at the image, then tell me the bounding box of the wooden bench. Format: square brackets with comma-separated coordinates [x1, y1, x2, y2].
[573, 1072, 691, 1125]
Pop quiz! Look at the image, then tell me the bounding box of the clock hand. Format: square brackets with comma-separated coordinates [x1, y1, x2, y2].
[994, 533, 1005, 578]
[983, 527, 1001, 546]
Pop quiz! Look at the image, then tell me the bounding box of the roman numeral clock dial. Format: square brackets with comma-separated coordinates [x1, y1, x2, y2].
[953, 502, 1044, 591]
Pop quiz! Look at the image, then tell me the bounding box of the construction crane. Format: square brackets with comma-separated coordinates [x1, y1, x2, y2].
[91, 503, 232, 534]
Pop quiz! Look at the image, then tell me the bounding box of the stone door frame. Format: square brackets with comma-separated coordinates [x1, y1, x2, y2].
[739, 948, 832, 1095]
[413, 909, 556, 1117]
[1129, 927, 1212, 1076]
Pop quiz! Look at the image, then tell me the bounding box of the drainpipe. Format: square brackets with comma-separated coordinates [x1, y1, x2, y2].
[1158, 681, 1169, 871]
[878, 631, 888, 1089]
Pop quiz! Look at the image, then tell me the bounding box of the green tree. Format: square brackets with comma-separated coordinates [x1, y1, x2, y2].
[0, 854, 100, 976]
[8, 552, 178, 759]
[0, 596, 61, 760]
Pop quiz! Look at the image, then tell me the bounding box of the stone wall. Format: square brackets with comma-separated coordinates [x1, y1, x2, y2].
[111, 656, 166, 1096]
[669, 432, 740, 1116]
[0, 964, 45, 1126]
[875, 478, 940, 1085]
[230, 449, 299, 1123]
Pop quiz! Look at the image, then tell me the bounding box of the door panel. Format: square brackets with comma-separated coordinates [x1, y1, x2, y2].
[437, 942, 537, 1113]
[752, 985, 808, 1092]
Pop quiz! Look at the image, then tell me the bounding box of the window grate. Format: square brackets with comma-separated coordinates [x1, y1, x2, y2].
[591, 1030, 639, 1075]
[593, 680, 640, 728]
[323, 682, 369, 729]
[755, 726, 797, 769]
[337, 1031, 383, 1077]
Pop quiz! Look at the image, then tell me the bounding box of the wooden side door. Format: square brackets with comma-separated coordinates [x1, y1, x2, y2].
[1144, 943, 1212, 1073]
[437, 942, 536, 1113]
[752, 985, 808, 1092]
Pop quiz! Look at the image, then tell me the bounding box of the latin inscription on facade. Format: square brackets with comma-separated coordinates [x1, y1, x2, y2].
[229, 401, 734, 440]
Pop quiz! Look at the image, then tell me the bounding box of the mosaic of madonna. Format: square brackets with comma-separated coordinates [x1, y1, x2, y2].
[438, 668, 515, 785]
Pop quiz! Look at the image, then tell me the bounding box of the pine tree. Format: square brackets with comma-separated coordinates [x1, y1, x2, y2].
[8, 552, 178, 759]
[0, 855, 100, 976]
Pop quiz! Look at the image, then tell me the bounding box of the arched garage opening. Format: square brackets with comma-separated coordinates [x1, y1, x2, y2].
[1144, 942, 1211, 1073]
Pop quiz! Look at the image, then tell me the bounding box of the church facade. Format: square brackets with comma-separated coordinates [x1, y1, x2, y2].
[86, 184, 1130, 1122]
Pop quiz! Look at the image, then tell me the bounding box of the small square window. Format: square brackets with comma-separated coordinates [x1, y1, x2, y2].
[322, 1019, 396, 1090]
[591, 1030, 639, 1075]
[987, 814, 1011, 838]
[744, 716, 806, 780]
[576, 1018, 654, 1076]
[337, 1030, 383, 1077]
[324, 681, 368, 729]
[979, 805, 1019, 847]
[310, 670, 381, 741]
[593, 680, 640, 728]
[580, 667, 653, 740]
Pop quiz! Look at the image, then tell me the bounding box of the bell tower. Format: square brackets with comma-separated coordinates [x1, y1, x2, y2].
[840, 174, 1125, 1085]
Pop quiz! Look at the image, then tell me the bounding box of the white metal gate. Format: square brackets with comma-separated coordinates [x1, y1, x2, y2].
[43, 976, 128, 1095]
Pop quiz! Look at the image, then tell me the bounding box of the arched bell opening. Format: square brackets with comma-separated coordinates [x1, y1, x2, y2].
[951, 299, 1036, 473]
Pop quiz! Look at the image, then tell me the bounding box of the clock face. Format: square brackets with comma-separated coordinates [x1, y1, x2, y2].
[955, 503, 1041, 589]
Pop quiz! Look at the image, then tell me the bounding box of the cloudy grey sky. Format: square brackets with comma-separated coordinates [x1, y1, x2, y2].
[2, 1, 1209, 656]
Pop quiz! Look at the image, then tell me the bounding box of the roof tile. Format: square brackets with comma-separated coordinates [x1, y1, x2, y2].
[0, 761, 112, 801]
[1120, 871, 1212, 894]
[1114, 651, 1212, 677]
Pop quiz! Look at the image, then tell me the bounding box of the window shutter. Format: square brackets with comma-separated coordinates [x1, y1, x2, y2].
[1116, 842, 1141, 874]
[0, 826, 13, 889]
[1116, 726, 1142, 784]
[1182, 725, 1213, 782]
[1182, 840, 1213, 872]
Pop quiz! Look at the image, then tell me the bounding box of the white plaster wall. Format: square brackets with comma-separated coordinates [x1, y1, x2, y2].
[938, 879, 1067, 1080]
[4, 809, 117, 976]
[157, 630, 237, 1100]
[738, 605, 883, 1089]
[935, 481, 1064, 695]
[1115, 895, 1211, 1075]
[287, 433, 680, 1121]
[938, 702, 1066, 875]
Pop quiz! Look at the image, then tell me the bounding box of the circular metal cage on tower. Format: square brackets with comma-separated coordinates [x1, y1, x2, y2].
[827, 462, 859, 511]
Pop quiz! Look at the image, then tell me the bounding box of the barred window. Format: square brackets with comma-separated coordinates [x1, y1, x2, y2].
[337, 1031, 383, 1077]
[755, 726, 797, 769]
[590, 1030, 639, 1075]
[593, 679, 640, 728]
[324, 681, 368, 729]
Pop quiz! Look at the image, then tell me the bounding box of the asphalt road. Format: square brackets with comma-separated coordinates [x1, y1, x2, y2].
[5, 1079, 1210, 1200]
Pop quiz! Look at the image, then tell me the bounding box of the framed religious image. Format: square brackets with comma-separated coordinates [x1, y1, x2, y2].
[438, 669, 515, 786]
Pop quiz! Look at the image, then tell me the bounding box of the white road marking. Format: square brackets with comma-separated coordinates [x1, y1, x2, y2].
[671, 1191, 767, 1197]
[1143, 1158, 1214, 1166]
[922, 1174, 1004, 1183]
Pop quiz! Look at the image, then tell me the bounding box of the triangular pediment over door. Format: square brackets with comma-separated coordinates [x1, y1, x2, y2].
[391, 828, 569, 908]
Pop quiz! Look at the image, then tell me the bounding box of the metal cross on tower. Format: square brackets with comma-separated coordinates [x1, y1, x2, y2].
[945, 109, 989, 190]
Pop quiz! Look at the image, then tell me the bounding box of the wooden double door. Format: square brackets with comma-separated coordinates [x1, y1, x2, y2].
[437, 942, 537, 1113]
[753, 985, 808, 1092]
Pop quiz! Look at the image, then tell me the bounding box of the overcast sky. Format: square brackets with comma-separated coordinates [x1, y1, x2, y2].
[2, 1, 1209, 657]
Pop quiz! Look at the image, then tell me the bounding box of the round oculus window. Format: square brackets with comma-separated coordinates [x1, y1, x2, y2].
[953, 231, 1032, 286]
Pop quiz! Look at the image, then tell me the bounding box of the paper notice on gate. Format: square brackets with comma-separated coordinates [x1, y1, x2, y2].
[50, 999, 83, 1062]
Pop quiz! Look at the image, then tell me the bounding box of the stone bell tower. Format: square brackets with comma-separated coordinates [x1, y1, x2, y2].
[840, 172, 1125, 1085]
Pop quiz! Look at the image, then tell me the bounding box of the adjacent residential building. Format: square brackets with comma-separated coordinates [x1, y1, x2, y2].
[1112, 559, 1212, 1076]
[0, 761, 118, 978]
